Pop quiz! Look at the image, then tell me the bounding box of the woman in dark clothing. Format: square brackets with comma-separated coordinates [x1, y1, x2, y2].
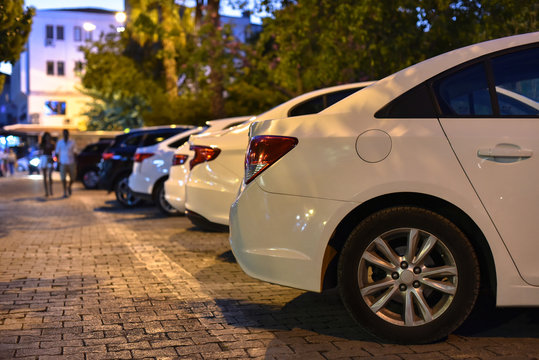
[40, 132, 55, 197]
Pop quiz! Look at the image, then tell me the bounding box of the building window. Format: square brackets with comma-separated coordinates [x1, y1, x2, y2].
[46, 25, 53, 39]
[57, 61, 65, 76]
[74, 26, 81, 41]
[46, 61, 54, 75]
[74, 61, 84, 72]
[56, 25, 64, 40]
[84, 30, 93, 41]
[44, 101, 66, 115]
[45, 25, 54, 46]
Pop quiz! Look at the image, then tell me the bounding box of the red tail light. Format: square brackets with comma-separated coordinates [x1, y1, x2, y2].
[189, 145, 221, 170]
[172, 154, 189, 166]
[102, 152, 113, 160]
[245, 135, 298, 184]
[134, 153, 154, 162]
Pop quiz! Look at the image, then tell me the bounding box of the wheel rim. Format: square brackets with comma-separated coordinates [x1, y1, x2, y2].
[116, 178, 138, 206]
[159, 186, 178, 214]
[83, 170, 98, 188]
[358, 227, 458, 327]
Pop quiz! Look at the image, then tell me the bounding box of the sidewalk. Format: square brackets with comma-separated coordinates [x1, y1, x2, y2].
[0, 176, 538, 359]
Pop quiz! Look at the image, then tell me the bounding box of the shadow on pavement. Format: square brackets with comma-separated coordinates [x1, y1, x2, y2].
[455, 295, 539, 338]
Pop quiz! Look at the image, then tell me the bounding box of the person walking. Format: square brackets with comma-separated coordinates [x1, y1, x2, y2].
[40, 132, 55, 197]
[55, 129, 77, 198]
[6, 148, 16, 176]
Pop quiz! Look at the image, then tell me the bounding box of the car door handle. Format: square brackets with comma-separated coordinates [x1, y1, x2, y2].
[477, 144, 533, 161]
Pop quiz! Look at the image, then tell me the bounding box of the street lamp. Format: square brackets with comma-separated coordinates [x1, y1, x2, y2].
[115, 12, 126, 32]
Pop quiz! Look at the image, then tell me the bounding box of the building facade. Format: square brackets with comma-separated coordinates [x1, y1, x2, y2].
[4, 7, 261, 131]
[7, 8, 124, 130]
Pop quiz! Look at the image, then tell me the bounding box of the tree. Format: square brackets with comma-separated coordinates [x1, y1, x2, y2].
[0, 0, 34, 89]
[256, 0, 537, 97]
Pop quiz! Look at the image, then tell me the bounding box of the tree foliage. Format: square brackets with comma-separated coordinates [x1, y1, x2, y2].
[79, 0, 538, 130]
[0, 0, 34, 89]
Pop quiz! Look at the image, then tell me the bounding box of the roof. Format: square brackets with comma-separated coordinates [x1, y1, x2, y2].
[38, 8, 117, 14]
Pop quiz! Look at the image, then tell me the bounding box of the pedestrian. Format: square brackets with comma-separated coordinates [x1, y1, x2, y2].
[6, 148, 16, 176]
[0, 149, 4, 177]
[55, 129, 77, 198]
[40, 132, 55, 197]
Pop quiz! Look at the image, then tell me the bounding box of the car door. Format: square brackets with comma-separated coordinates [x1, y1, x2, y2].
[434, 46, 539, 285]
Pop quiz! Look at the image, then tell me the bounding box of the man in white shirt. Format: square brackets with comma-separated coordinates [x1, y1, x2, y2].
[55, 129, 77, 197]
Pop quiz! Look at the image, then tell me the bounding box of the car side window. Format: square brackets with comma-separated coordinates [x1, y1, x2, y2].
[325, 88, 362, 108]
[491, 47, 539, 116]
[142, 131, 177, 146]
[168, 136, 188, 149]
[434, 62, 492, 116]
[288, 88, 364, 117]
[122, 134, 143, 147]
[289, 95, 325, 117]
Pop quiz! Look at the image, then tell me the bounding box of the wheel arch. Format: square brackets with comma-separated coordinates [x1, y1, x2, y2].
[151, 175, 170, 199]
[112, 170, 132, 190]
[322, 192, 496, 296]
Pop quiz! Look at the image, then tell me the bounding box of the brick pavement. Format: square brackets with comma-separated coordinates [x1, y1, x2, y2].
[0, 174, 538, 359]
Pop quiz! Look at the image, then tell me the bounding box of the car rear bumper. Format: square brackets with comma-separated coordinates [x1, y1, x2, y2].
[229, 181, 357, 293]
[163, 166, 188, 213]
[186, 209, 229, 232]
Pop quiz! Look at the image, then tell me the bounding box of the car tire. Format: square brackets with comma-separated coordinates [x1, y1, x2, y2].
[154, 181, 181, 216]
[338, 206, 480, 344]
[114, 175, 141, 207]
[81, 168, 99, 189]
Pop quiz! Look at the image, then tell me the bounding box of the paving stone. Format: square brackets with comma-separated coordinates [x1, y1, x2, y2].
[0, 177, 538, 360]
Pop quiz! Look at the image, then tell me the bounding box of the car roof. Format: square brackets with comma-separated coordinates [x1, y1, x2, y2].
[205, 116, 252, 130]
[326, 31, 539, 116]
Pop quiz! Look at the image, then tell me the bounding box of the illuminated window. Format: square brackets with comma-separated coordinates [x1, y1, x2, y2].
[44, 101, 66, 115]
[46, 61, 54, 75]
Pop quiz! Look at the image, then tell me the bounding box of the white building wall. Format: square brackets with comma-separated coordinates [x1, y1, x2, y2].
[18, 9, 122, 128]
[10, 8, 260, 130]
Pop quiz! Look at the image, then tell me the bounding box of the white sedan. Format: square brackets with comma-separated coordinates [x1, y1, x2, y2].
[163, 116, 251, 214]
[230, 32, 539, 343]
[185, 82, 374, 230]
[128, 127, 204, 214]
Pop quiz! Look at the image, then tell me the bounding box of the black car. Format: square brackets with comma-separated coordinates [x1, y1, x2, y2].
[98, 126, 194, 207]
[77, 140, 113, 189]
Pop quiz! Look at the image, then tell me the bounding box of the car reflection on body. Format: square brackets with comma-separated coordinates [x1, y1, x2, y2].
[230, 32, 539, 343]
[162, 116, 252, 215]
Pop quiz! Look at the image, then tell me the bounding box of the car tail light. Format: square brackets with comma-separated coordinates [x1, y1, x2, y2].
[134, 153, 154, 162]
[172, 154, 189, 166]
[102, 152, 114, 160]
[189, 145, 221, 170]
[245, 135, 298, 184]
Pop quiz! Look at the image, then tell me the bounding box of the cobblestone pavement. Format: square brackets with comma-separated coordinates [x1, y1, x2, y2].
[1, 174, 538, 360]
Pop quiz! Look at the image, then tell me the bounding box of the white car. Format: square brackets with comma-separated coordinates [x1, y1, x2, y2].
[185, 82, 375, 230]
[128, 127, 204, 214]
[163, 116, 252, 214]
[230, 32, 539, 343]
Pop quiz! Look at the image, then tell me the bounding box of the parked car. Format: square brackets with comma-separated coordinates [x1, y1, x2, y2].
[127, 127, 204, 215]
[185, 82, 374, 231]
[230, 32, 539, 344]
[77, 140, 113, 189]
[98, 125, 194, 207]
[163, 116, 252, 215]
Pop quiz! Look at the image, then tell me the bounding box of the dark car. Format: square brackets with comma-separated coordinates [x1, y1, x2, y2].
[76, 140, 113, 189]
[98, 126, 194, 207]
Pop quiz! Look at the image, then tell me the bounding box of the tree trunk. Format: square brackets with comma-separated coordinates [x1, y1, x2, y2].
[160, 0, 178, 99]
[206, 0, 225, 118]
